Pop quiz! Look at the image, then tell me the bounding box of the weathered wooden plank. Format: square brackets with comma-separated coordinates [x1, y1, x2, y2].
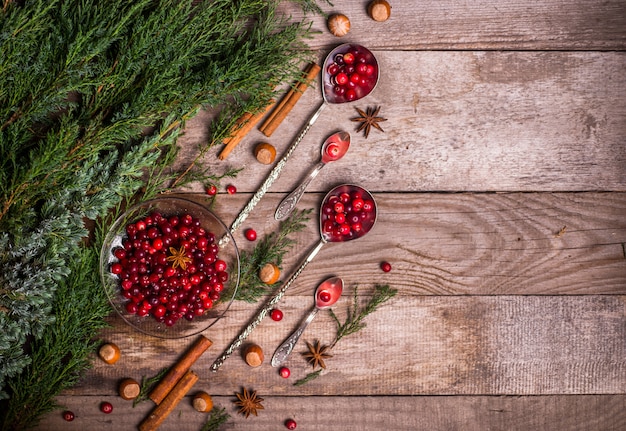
[175, 51, 626, 193]
[37, 394, 626, 430]
[191, 192, 626, 295]
[278, 0, 626, 51]
[66, 295, 625, 398]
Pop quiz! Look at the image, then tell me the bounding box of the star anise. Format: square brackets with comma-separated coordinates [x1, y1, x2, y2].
[351, 106, 387, 138]
[234, 387, 264, 418]
[166, 246, 191, 270]
[302, 339, 333, 369]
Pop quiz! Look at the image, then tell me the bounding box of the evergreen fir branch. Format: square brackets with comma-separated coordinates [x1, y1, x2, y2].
[132, 367, 169, 408]
[293, 369, 322, 386]
[236, 208, 312, 303]
[200, 406, 231, 431]
[329, 284, 398, 347]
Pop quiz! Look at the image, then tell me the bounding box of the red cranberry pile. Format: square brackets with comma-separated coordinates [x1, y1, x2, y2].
[326, 45, 378, 103]
[321, 187, 376, 242]
[109, 211, 229, 327]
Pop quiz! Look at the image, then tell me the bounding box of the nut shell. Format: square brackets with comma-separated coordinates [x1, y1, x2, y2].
[244, 344, 264, 367]
[259, 263, 280, 285]
[193, 391, 214, 412]
[254, 142, 276, 164]
[98, 343, 121, 365]
[118, 378, 141, 400]
[327, 14, 351, 37]
[368, 0, 391, 22]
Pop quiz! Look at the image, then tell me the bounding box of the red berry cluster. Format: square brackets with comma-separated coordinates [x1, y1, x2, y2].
[110, 211, 228, 326]
[327, 46, 377, 103]
[321, 189, 376, 242]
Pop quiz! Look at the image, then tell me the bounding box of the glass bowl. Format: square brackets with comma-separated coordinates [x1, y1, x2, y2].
[100, 197, 240, 339]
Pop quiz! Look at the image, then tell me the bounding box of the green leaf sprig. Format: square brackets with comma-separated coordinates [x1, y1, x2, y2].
[200, 406, 231, 431]
[293, 284, 397, 386]
[236, 208, 312, 303]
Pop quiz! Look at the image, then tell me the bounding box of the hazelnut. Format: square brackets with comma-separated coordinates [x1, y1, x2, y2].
[327, 14, 350, 37]
[118, 378, 141, 400]
[244, 344, 264, 367]
[368, 0, 391, 22]
[193, 391, 214, 412]
[254, 142, 276, 164]
[98, 343, 121, 365]
[259, 263, 280, 284]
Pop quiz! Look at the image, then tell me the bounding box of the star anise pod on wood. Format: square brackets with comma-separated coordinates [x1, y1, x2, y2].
[351, 106, 387, 138]
[166, 246, 192, 270]
[234, 387, 264, 418]
[302, 340, 333, 369]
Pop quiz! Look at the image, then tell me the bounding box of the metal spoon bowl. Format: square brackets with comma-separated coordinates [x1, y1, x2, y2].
[275, 131, 350, 220]
[271, 277, 344, 367]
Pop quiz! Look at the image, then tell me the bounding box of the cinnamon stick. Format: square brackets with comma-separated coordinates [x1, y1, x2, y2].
[148, 335, 212, 405]
[218, 100, 275, 160]
[139, 370, 199, 431]
[259, 62, 321, 137]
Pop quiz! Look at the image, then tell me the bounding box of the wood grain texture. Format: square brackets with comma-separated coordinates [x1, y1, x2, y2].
[278, 0, 626, 51]
[175, 51, 626, 193]
[35, 395, 626, 431]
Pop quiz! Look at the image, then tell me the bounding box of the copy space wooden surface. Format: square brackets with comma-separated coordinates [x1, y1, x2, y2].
[36, 0, 625, 430]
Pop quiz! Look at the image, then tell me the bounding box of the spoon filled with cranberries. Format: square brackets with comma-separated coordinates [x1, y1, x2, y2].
[210, 184, 376, 371]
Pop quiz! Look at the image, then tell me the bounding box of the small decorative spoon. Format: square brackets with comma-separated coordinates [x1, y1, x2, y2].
[271, 277, 344, 367]
[275, 131, 350, 220]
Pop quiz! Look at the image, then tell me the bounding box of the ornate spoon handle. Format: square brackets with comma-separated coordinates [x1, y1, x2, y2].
[220, 101, 328, 247]
[275, 161, 325, 220]
[271, 307, 319, 367]
[210, 239, 326, 372]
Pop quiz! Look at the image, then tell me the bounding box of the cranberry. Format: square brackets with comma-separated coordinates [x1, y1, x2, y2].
[380, 261, 392, 272]
[245, 228, 257, 241]
[62, 411, 75, 422]
[334, 72, 348, 85]
[226, 184, 237, 194]
[270, 309, 283, 321]
[100, 401, 113, 414]
[285, 419, 297, 429]
[318, 291, 332, 303]
[343, 52, 355, 64]
[279, 366, 291, 378]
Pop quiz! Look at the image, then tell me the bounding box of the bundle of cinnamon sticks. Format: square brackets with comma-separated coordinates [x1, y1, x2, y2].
[139, 335, 212, 431]
[217, 61, 321, 160]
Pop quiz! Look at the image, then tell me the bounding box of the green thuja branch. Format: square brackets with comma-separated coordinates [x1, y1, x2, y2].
[200, 406, 231, 431]
[133, 367, 169, 408]
[236, 208, 313, 303]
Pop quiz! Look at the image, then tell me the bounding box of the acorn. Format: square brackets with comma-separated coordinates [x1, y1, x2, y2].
[327, 14, 350, 37]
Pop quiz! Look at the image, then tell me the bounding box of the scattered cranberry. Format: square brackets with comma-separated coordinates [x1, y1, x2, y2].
[245, 228, 257, 241]
[100, 401, 113, 414]
[279, 367, 291, 378]
[62, 411, 75, 422]
[380, 261, 392, 272]
[205, 184, 217, 196]
[285, 419, 297, 430]
[270, 309, 283, 321]
[226, 184, 237, 194]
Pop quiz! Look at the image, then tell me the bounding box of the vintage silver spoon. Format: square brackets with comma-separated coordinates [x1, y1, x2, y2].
[271, 277, 344, 367]
[210, 184, 377, 371]
[275, 131, 350, 220]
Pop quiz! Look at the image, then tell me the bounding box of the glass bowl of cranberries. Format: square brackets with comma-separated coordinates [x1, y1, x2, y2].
[100, 197, 240, 339]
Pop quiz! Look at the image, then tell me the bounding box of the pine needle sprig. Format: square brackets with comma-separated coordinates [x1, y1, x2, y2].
[329, 284, 398, 348]
[293, 369, 323, 386]
[132, 367, 169, 407]
[236, 208, 312, 303]
[200, 406, 231, 431]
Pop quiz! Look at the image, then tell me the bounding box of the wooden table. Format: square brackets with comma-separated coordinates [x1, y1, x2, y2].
[37, 1, 626, 429]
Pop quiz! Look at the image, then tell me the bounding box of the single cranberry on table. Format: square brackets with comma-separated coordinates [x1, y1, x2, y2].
[270, 309, 283, 321]
[226, 184, 237, 194]
[380, 261, 392, 272]
[62, 411, 75, 422]
[205, 184, 217, 196]
[285, 418, 297, 429]
[100, 401, 113, 414]
[245, 228, 257, 241]
[279, 366, 291, 378]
